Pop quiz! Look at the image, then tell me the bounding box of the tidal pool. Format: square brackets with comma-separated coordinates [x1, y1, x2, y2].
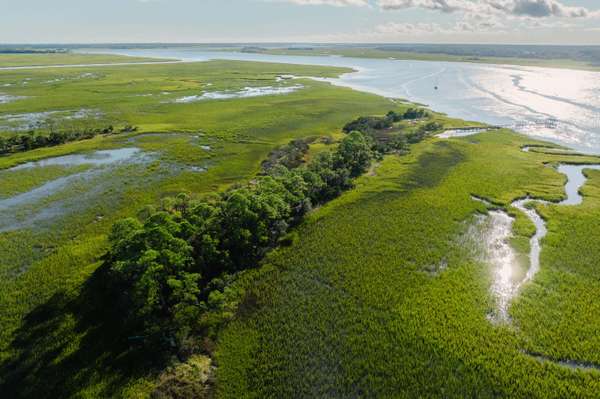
[483, 210, 519, 322]
[557, 164, 600, 205]
[437, 128, 490, 139]
[511, 198, 548, 286]
[0, 147, 145, 232]
[173, 85, 303, 103]
[0, 94, 26, 104]
[10, 148, 141, 171]
[0, 109, 103, 132]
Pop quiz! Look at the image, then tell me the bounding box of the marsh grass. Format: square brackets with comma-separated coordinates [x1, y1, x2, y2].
[0, 57, 403, 397]
[216, 131, 600, 398]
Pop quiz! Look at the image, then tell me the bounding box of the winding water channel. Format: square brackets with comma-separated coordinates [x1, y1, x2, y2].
[476, 155, 600, 324]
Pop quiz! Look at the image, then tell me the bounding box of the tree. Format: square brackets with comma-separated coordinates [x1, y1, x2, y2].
[309, 152, 352, 202]
[403, 108, 429, 120]
[100, 123, 385, 352]
[0, 137, 7, 153]
[343, 116, 391, 134]
[386, 110, 402, 123]
[335, 131, 374, 177]
[107, 212, 198, 345]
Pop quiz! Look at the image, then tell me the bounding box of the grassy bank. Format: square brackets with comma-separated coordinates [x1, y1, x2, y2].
[0, 57, 411, 397]
[216, 130, 600, 398]
[0, 53, 166, 68]
[252, 47, 600, 72]
[2, 53, 600, 398]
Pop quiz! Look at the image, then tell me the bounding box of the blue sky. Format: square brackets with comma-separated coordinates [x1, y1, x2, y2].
[1, 0, 599, 44]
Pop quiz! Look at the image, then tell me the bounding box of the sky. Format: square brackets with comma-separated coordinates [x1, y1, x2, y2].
[1, 0, 599, 44]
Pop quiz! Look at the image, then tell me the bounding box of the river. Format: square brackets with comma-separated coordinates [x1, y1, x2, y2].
[77, 47, 600, 154]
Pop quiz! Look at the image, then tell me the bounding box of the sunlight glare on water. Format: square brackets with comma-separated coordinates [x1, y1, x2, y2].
[483, 211, 519, 323]
[85, 48, 600, 154]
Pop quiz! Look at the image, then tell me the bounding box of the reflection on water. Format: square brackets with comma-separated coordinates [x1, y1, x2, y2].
[0, 94, 26, 104]
[0, 109, 103, 132]
[483, 210, 519, 323]
[9, 148, 140, 171]
[0, 148, 144, 232]
[512, 198, 548, 286]
[475, 158, 600, 322]
[83, 47, 600, 154]
[557, 164, 600, 205]
[173, 85, 303, 103]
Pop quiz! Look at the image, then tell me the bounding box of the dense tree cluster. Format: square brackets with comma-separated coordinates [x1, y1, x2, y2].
[402, 108, 430, 120]
[261, 137, 312, 172]
[342, 108, 431, 136]
[342, 109, 440, 155]
[406, 121, 444, 144]
[343, 116, 392, 134]
[102, 108, 442, 351]
[104, 131, 375, 349]
[0, 125, 135, 155]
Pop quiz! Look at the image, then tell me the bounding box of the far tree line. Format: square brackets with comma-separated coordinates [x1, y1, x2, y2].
[0, 125, 137, 155]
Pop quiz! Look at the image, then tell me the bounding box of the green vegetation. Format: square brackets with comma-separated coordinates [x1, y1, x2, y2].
[3, 53, 600, 398]
[0, 56, 412, 398]
[102, 129, 378, 353]
[216, 131, 600, 398]
[513, 170, 600, 366]
[250, 47, 600, 72]
[0, 126, 135, 154]
[0, 53, 165, 68]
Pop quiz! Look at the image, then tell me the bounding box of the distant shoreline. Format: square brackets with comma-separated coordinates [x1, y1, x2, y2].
[2, 43, 598, 72]
[242, 47, 600, 72]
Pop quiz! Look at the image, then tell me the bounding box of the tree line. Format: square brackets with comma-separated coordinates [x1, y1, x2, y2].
[0, 125, 137, 155]
[342, 108, 430, 134]
[100, 110, 439, 354]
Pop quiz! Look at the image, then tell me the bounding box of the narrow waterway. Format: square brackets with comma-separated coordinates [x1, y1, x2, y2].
[477, 159, 600, 322]
[512, 161, 600, 290]
[471, 151, 600, 369]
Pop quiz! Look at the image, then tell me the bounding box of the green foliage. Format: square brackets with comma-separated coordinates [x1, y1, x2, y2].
[5, 55, 590, 398]
[0, 126, 126, 155]
[103, 128, 383, 350]
[0, 57, 401, 398]
[334, 131, 374, 177]
[261, 137, 312, 172]
[215, 131, 600, 398]
[151, 355, 213, 399]
[403, 107, 430, 120]
[342, 115, 392, 134]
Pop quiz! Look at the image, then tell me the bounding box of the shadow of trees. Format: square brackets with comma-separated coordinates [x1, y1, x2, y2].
[0, 264, 167, 398]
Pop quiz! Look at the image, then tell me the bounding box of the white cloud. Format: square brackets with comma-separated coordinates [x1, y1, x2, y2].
[275, 0, 599, 18]
[375, 16, 504, 36]
[378, 0, 595, 18]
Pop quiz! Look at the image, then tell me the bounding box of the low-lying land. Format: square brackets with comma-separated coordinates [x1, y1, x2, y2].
[1, 54, 454, 397]
[244, 45, 600, 72]
[0, 53, 166, 68]
[2, 53, 600, 398]
[216, 130, 600, 398]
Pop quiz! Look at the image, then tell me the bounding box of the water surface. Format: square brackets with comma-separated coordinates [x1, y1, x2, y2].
[0, 148, 143, 232]
[81, 47, 600, 154]
[174, 85, 303, 103]
[10, 148, 140, 171]
[557, 164, 600, 205]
